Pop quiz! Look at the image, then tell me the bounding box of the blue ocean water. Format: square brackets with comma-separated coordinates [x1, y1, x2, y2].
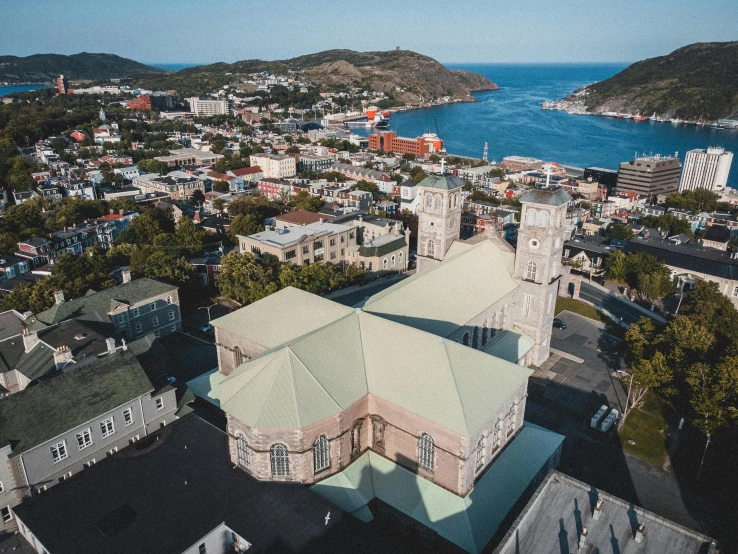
[0, 83, 51, 96]
[149, 63, 201, 71]
[359, 64, 738, 189]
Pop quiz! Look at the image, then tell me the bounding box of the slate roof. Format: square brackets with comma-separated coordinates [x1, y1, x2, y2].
[519, 186, 572, 206]
[358, 235, 407, 257]
[35, 278, 177, 330]
[218, 306, 532, 437]
[363, 239, 518, 337]
[417, 174, 466, 191]
[0, 310, 26, 341]
[311, 424, 564, 554]
[0, 350, 153, 456]
[12, 415, 399, 554]
[626, 236, 738, 280]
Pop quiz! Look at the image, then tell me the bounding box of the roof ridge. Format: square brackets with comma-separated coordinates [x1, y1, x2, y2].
[221, 349, 284, 410]
[253, 349, 294, 427]
[287, 347, 343, 412]
[355, 312, 370, 395]
[443, 340, 471, 436]
[285, 347, 303, 428]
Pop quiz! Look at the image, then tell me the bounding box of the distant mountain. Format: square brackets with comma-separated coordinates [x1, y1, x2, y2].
[138, 49, 498, 102]
[571, 41, 738, 120]
[0, 53, 167, 84]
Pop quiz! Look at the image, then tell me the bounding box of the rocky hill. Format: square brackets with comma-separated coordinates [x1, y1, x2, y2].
[0, 53, 166, 84]
[153, 49, 498, 102]
[570, 41, 738, 120]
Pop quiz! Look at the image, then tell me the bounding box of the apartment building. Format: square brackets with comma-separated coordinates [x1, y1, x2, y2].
[249, 154, 296, 179]
[502, 156, 543, 172]
[616, 155, 682, 199]
[678, 147, 733, 193]
[0, 349, 176, 533]
[367, 131, 443, 157]
[155, 148, 224, 168]
[186, 97, 230, 116]
[133, 172, 205, 200]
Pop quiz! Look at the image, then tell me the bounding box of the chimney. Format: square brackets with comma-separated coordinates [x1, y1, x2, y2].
[593, 498, 603, 520]
[122, 269, 131, 283]
[22, 328, 39, 353]
[578, 528, 588, 552]
[54, 290, 65, 305]
[635, 524, 645, 543]
[106, 337, 116, 354]
[54, 345, 72, 370]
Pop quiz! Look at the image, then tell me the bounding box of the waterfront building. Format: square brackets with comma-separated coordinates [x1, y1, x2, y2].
[186, 97, 230, 116]
[584, 166, 618, 193]
[502, 156, 543, 172]
[367, 130, 443, 156]
[615, 155, 681, 199]
[678, 147, 733, 193]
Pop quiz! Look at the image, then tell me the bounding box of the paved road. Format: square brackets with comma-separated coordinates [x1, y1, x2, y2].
[579, 282, 657, 326]
[328, 273, 412, 307]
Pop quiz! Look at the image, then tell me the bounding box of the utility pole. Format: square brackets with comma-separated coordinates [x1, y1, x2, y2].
[697, 432, 711, 480]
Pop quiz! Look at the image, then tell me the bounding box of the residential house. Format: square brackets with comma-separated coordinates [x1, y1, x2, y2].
[15, 239, 52, 268]
[0, 255, 31, 283]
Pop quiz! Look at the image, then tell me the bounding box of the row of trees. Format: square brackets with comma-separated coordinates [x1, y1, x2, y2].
[605, 249, 677, 302]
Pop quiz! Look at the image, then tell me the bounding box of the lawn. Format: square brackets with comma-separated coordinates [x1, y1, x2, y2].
[555, 297, 624, 337]
[618, 390, 672, 467]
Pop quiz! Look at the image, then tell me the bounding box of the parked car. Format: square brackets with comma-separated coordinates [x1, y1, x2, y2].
[553, 318, 566, 329]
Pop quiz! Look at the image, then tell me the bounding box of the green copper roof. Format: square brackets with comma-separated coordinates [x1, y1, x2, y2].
[218, 307, 532, 436]
[0, 351, 153, 456]
[519, 186, 572, 206]
[363, 239, 518, 336]
[417, 173, 466, 191]
[484, 327, 535, 364]
[310, 424, 564, 553]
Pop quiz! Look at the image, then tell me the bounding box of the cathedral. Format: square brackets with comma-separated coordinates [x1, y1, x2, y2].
[190, 175, 571, 553]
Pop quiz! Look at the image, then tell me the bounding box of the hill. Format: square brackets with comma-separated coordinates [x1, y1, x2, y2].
[137, 49, 498, 102]
[570, 41, 738, 120]
[0, 53, 167, 84]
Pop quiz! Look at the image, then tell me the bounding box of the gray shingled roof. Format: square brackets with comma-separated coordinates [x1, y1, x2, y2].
[0, 350, 153, 456]
[417, 174, 466, 191]
[519, 186, 572, 206]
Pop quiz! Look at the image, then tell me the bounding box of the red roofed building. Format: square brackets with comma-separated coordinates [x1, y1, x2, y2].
[274, 210, 332, 229]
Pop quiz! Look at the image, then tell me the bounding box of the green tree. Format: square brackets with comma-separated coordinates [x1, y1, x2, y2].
[353, 180, 380, 201]
[605, 224, 634, 241]
[213, 180, 230, 192]
[173, 216, 207, 256]
[605, 249, 628, 283]
[230, 214, 264, 238]
[217, 252, 280, 304]
[291, 191, 323, 212]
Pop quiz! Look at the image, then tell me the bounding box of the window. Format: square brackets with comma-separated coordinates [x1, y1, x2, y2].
[199, 544, 207, 554]
[425, 239, 435, 257]
[270, 444, 289, 476]
[475, 437, 485, 471]
[132, 307, 139, 317]
[154, 331, 160, 338]
[1, 507, 12, 523]
[523, 294, 533, 317]
[166, 296, 172, 304]
[237, 435, 250, 468]
[538, 211, 548, 228]
[433, 194, 442, 211]
[462, 332, 470, 346]
[150, 302, 156, 311]
[156, 397, 164, 410]
[391, 255, 396, 267]
[171, 325, 176, 332]
[418, 433, 434, 470]
[135, 323, 142, 334]
[425, 193, 433, 208]
[314, 240, 323, 249]
[482, 325, 488, 346]
[123, 408, 133, 426]
[330, 238, 335, 247]
[76, 428, 92, 450]
[526, 208, 536, 227]
[152, 316, 159, 327]
[472, 326, 479, 349]
[399, 251, 404, 263]
[234, 347, 245, 367]
[313, 435, 330, 473]
[733, 286, 738, 298]
[526, 261, 537, 282]
[383, 258, 388, 270]
[330, 251, 336, 260]
[349, 232, 355, 239]
[100, 417, 115, 438]
[302, 245, 310, 254]
[285, 249, 296, 260]
[0, 482, 3, 493]
[50, 441, 68, 463]
[117, 314, 125, 324]
[564, 249, 570, 258]
[168, 310, 175, 321]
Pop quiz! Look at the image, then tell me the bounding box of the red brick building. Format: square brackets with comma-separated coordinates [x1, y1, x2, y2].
[367, 131, 443, 157]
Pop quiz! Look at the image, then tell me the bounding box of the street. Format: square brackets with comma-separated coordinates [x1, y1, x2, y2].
[579, 282, 660, 326]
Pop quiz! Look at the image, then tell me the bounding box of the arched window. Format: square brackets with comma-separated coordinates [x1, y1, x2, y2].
[237, 435, 249, 468]
[233, 346, 245, 367]
[463, 332, 470, 346]
[526, 208, 536, 227]
[434, 194, 442, 211]
[383, 258, 388, 270]
[166, 296, 172, 304]
[418, 433, 434, 470]
[371, 416, 385, 449]
[270, 444, 289, 476]
[391, 255, 396, 267]
[526, 261, 537, 282]
[313, 435, 330, 473]
[426, 239, 435, 257]
[472, 326, 479, 349]
[399, 251, 404, 263]
[475, 437, 485, 471]
[538, 210, 548, 228]
[425, 193, 433, 208]
[482, 324, 488, 346]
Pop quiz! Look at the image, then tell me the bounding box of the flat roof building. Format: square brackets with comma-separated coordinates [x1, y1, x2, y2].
[616, 155, 681, 199]
[679, 147, 733, 193]
[186, 97, 229, 116]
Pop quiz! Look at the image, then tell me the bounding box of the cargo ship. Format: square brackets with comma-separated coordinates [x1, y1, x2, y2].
[366, 106, 391, 128]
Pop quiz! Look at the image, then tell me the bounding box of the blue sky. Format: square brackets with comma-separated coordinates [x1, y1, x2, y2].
[1, 0, 736, 64]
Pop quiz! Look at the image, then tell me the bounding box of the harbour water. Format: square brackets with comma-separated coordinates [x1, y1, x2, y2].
[0, 84, 51, 96]
[359, 64, 738, 189]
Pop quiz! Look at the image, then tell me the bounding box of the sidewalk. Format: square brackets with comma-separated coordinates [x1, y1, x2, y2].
[587, 280, 668, 323]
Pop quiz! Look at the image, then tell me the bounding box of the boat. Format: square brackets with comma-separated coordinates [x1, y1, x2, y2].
[632, 113, 648, 121]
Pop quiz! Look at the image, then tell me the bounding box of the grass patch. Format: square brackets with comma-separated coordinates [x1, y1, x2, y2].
[555, 297, 607, 323]
[618, 390, 671, 467]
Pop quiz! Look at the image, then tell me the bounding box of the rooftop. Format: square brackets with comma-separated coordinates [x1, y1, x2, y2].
[519, 186, 572, 207]
[275, 209, 332, 226]
[243, 221, 350, 248]
[12, 415, 397, 554]
[493, 470, 716, 554]
[417, 173, 466, 191]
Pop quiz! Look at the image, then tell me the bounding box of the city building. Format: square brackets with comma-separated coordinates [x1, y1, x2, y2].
[367, 130, 443, 157]
[249, 154, 296, 179]
[35, 275, 181, 341]
[0, 255, 31, 283]
[493, 470, 717, 554]
[186, 97, 229, 116]
[584, 166, 619, 193]
[133, 172, 205, 200]
[615, 155, 682, 199]
[154, 148, 224, 168]
[502, 156, 543, 172]
[298, 153, 335, 173]
[273, 209, 332, 229]
[0, 348, 177, 534]
[678, 147, 733, 192]
[127, 93, 174, 111]
[56, 75, 69, 95]
[11, 415, 393, 554]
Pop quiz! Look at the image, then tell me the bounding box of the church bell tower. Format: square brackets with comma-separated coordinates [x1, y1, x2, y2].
[416, 173, 465, 272]
[513, 186, 571, 366]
